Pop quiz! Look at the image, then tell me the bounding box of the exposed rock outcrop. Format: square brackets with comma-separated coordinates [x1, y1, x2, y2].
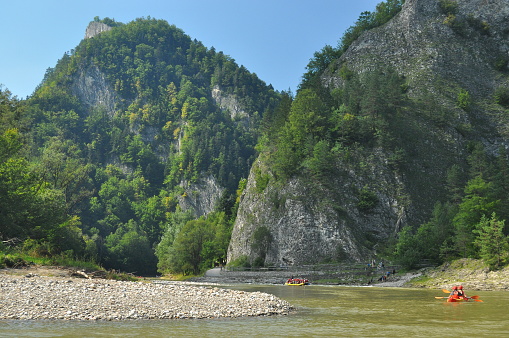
[228, 149, 406, 266]
[211, 85, 249, 121]
[71, 65, 118, 115]
[326, 0, 509, 99]
[85, 22, 112, 39]
[178, 175, 225, 217]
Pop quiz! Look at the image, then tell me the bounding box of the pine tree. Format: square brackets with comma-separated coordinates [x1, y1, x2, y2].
[474, 213, 509, 269]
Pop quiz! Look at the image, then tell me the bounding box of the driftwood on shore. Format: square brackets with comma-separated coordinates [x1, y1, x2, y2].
[70, 270, 91, 279]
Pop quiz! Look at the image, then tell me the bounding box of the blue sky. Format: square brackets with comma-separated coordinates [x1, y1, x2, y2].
[1, 0, 381, 98]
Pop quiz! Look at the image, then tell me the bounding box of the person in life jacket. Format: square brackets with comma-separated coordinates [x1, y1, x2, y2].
[457, 285, 467, 299]
[449, 286, 460, 299]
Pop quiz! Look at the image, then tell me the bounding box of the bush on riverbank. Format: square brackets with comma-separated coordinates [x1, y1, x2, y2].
[0, 247, 143, 281]
[0, 249, 101, 271]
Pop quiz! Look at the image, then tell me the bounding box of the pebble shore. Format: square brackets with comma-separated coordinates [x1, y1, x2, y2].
[0, 274, 292, 320]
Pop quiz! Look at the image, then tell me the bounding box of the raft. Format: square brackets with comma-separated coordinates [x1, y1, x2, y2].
[285, 282, 306, 286]
[285, 278, 309, 286]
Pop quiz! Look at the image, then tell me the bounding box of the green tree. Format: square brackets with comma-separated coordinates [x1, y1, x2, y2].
[105, 220, 156, 275]
[155, 210, 195, 273]
[303, 140, 335, 178]
[457, 88, 472, 110]
[391, 226, 421, 269]
[453, 175, 498, 257]
[47, 215, 86, 256]
[270, 88, 328, 178]
[167, 219, 215, 274]
[37, 137, 93, 213]
[474, 213, 509, 269]
[0, 128, 67, 241]
[446, 164, 466, 204]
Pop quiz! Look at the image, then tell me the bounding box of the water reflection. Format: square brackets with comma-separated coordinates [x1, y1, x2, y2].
[1, 285, 508, 337]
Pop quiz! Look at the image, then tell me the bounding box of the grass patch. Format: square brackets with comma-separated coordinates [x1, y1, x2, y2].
[156, 273, 198, 281]
[1, 249, 107, 275]
[406, 275, 433, 286]
[104, 270, 140, 281]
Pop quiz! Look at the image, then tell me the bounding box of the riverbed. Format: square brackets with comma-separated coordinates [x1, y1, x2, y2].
[2, 284, 508, 337]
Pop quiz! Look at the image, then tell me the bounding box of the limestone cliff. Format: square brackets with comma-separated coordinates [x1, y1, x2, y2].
[71, 65, 118, 115]
[228, 0, 509, 266]
[178, 175, 225, 217]
[85, 22, 112, 39]
[211, 85, 249, 121]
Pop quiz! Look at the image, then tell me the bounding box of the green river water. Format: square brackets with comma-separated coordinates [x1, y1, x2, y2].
[1, 285, 508, 337]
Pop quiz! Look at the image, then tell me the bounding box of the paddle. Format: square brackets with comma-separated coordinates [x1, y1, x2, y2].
[435, 296, 483, 302]
[469, 298, 483, 302]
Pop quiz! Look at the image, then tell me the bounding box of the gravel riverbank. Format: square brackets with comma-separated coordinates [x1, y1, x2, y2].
[0, 272, 292, 320]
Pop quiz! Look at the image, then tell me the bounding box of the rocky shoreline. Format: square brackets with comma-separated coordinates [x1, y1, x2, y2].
[406, 259, 509, 291]
[188, 267, 418, 287]
[190, 259, 509, 291]
[0, 272, 292, 320]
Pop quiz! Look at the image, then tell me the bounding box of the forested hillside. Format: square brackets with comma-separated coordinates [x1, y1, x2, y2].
[1, 17, 280, 275]
[228, 0, 509, 271]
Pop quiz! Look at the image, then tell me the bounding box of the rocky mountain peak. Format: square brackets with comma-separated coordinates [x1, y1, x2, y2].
[327, 0, 509, 98]
[85, 21, 112, 39]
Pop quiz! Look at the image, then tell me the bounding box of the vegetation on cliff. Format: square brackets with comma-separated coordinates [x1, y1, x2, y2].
[231, 0, 509, 271]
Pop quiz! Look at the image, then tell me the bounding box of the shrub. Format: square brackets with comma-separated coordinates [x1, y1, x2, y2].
[252, 256, 265, 268]
[494, 87, 509, 108]
[228, 255, 250, 268]
[1, 254, 28, 268]
[22, 239, 53, 257]
[457, 89, 471, 110]
[439, 0, 458, 15]
[466, 15, 490, 35]
[494, 56, 509, 72]
[357, 187, 379, 212]
[254, 166, 270, 193]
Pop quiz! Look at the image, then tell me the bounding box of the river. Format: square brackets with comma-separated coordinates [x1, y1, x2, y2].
[1, 284, 507, 337]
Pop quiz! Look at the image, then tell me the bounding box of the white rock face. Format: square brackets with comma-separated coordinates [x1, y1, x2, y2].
[227, 156, 405, 266]
[85, 22, 112, 39]
[71, 65, 118, 115]
[211, 85, 249, 121]
[178, 175, 225, 217]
